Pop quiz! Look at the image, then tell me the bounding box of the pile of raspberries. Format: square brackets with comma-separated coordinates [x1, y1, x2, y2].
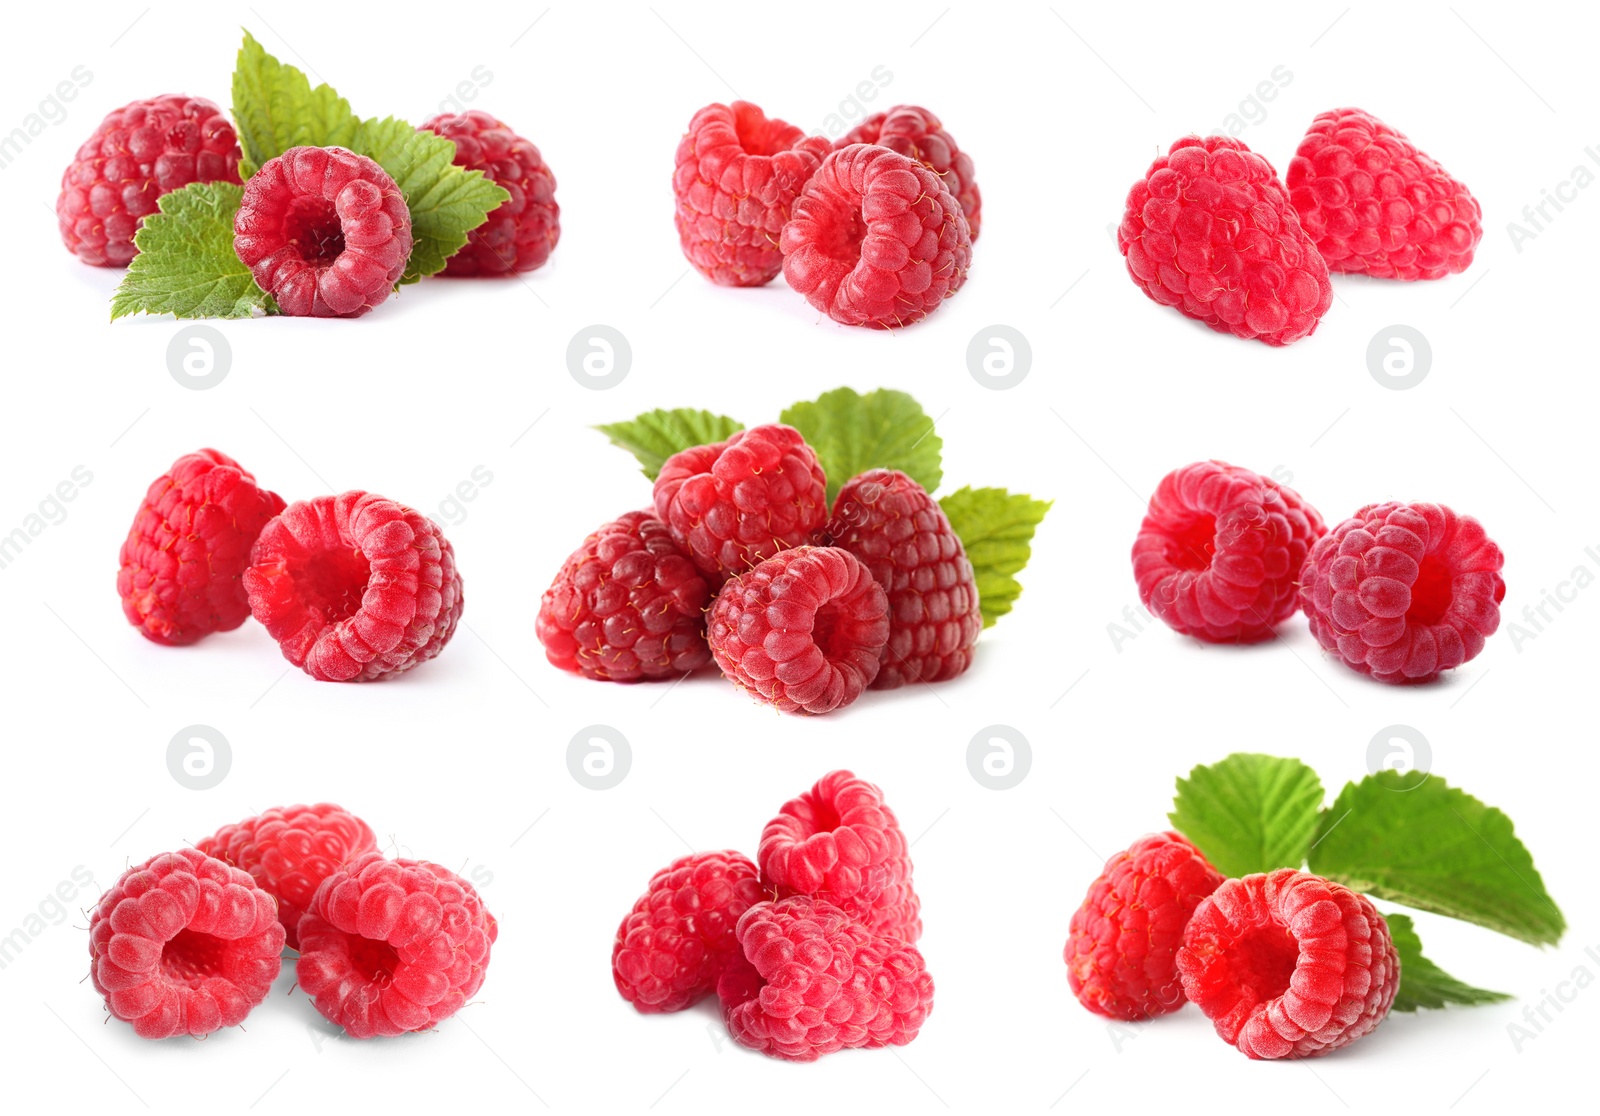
[1131, 460, 1505, 684]
[536, 423, 983, 714]
[674, 101, 978, 329]
[57, 95, 557, 315]
[1119, 108, 1482, 344]
[1066, 832, 1399, 1059]
[90, 804, 495, 1040]
[117, 448, 462, 681]
[613, 771, 933, 1061]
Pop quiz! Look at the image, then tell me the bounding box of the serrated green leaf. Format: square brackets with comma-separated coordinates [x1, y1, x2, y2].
[937, 487, 1050, 627]
[1386, 913, 1511, 1012]
[1168, 753, 1325, 878]
[595, 409, 746, 480]
[110, 183, 277, 320]
[1308, 772, 1566, 946]
[231, 30, 358, 178]
[779, 388, 942, 505]
[350, 117, 509, 283]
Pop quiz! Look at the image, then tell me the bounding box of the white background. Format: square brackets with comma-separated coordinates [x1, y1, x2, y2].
[0, 2, 1595, 1112]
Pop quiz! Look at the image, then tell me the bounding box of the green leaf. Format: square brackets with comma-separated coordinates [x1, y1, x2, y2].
[779, 387, 943, 506]
[110, 183, 277, 320]
[595, 409, 746, 480]
[937, 487, 1050, 627]
[1168, 753, 1325, 878]
[231, 30, 358, 178]
[1386, 913, 1511, 1012]
[1308, 772, 1566, 946]
[350, 117, 509, 283]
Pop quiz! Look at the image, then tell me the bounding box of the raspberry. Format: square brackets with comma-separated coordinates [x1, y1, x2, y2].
[117, 448, 287, 646]
[233, 146, 412, 317]
[296, 852, 497, 1038]
[1299, 501, 1505, 684]
[1118, 135, 1332, 346]
[708, 548, 889, 715]
[1065, 832, 1223, 1021]
[838, 104, 981, 240]
[758, 770, 919, 940]
[653, 424, 828, 583]
[1177, 869, 1399, 1059]
[536, 511, 711, 681]
[196, 804, 378, 951]
[57, 95, 241, 266]
[419, 111, 559, 276]
[673, 101, 831, 287]
[1132, 461, 1326, 643]
[781, 144, 972, 329]
[613, 851, 763, 1014]
[717, 896, 934, 1061]
[88, 849, 284, 1039]
[1288, 108, 1482, 281]
[244, 492, 463, 682]
[825, 470, 981, 688]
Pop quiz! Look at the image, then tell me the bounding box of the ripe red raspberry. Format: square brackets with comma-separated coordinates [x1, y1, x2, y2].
[244, 492, 463, 682]
[1299, 501, 1505, 684]
[196, 804, 378, 951]
[653, 424, 828, 583]
[781, 144, 972, 329]
[1288, 108, 1482, 280]
[117, 448, 286, 646]
[1065, 832, 1223, 1021]
[708, 548, 889, 715]
[57, 94, 241, 266]
[1119, 135, 1332, 346]
[717, 896, 934, 1061]
[758, 770, 919, 940]
[1178, 869, 1399, 1059]
[296, 852, 497, 1038]
[233, 146, 412, 317]
[419, 111, 559, 275]
[825, 469, 981, 688]
[88, 849, 285, 1039]
[1132, 461, 1325, 643]
[673, 101, 831, 287]
[838, 104, 981, 240]
[613, 851, 763, 1014]
[536, 511, 711, 681]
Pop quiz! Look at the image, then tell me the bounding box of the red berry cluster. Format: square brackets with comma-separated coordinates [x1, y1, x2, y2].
[537, 425, 983, 714]
[117, 449, 463, 682]
[1066, 833, 1400, 1059]
[92, 804, 495, 1040]
[1132, 461, 1506, 684]
[613, 771, 934, 1062]
[1119, 108, 1482, 344]
[674, 101, 978, 328]
[58, 95, 556, 318]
